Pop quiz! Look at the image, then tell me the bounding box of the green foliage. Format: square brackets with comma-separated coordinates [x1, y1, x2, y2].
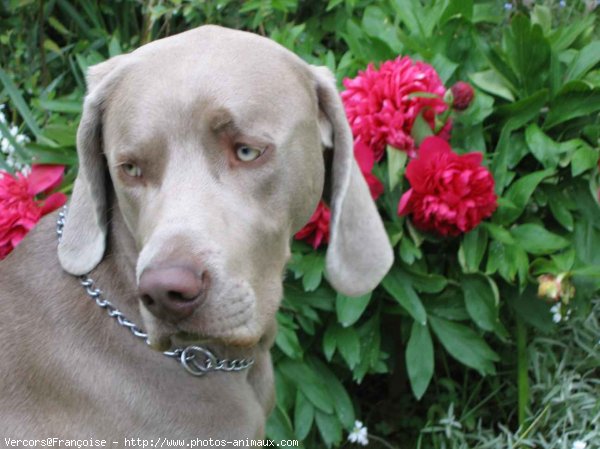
[1, 1, 599, 448]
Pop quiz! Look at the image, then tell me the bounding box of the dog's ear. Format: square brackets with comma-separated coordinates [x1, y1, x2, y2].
[57, 56, 125, 275]
[311, 66, 393, 297]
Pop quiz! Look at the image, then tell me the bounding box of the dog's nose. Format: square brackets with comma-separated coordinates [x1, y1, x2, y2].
[138, 266, 208, 322]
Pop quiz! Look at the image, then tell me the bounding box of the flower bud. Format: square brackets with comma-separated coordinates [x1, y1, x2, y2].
[450, 81, 475, 111]
[538, 275, 561, 301]
[537, 273, 575, 302]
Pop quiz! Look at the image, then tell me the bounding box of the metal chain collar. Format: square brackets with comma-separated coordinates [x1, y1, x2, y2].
[56, 207, 254, 377]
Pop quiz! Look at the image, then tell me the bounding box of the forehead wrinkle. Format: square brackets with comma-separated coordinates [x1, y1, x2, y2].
[207, 108, 235, 134]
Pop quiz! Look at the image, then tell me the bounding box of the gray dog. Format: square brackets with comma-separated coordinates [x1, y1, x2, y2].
[0, 26, 392, 440]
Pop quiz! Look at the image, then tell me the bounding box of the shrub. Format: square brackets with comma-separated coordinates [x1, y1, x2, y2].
[1, 1, 599, 447]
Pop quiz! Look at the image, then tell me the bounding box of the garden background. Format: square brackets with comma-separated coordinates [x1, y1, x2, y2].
[1, 0, 599, 448]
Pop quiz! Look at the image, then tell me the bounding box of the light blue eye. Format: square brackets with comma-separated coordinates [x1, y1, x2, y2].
[236, 145, 262, 162]
[122, 163, 142, 177]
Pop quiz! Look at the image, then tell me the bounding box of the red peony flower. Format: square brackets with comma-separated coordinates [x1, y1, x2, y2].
[341, 56, 449, 160]
[450, 81, 475, 111]
[0, 164, 67, 259]
[398, 137, 497, 236]
[294, 200, 331, 249]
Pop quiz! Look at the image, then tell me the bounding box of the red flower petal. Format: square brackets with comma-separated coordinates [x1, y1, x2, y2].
[294, 201, 331, 249]
[398, 137, 497, 236]
[39, 192, 68, 215]
[26, 164, 65, 196]
[342, 56, 450, 159]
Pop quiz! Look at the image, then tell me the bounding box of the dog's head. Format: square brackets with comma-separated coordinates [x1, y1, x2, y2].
[58, 26, 393, 349]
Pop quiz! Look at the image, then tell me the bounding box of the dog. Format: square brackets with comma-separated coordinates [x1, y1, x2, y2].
[0, 25, 392, 440]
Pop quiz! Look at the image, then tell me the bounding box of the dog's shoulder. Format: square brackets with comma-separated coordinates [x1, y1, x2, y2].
[0, 212, 72, 301]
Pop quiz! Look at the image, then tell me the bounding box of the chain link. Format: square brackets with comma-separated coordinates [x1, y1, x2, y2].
[56, 207, 254, 377]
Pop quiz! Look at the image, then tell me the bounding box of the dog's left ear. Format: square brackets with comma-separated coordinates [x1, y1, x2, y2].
[310, 66, 393, 297]
[58, 56, 126, 275]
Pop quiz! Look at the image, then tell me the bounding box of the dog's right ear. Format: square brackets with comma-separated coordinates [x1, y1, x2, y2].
[57, 56, 125, 275]
[310, 66, 394, 297]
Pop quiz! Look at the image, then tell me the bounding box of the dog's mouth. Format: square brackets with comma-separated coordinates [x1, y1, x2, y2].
[146, 328, 258, 352]
[146, 330, 208, 352]
[140, 300, 261, 352]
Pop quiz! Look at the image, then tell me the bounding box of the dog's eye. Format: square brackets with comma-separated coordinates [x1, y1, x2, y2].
[235, 145, 262, 162]
[121, 163, 142, 178]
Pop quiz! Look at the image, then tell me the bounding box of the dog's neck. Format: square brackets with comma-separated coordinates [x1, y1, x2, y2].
[88, 201, 142, 326]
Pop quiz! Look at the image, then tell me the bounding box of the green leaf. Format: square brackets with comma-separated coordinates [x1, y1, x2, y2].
[399, 236, 422, 264]
[525, 124, 562, 169]
[423, 293, 470, 321]
[404, 268, 448, 294]
[336, 325, 361, 369]
[274, 368, 294, 411]
[310, 357, 356, 429]
[494, 169, 555, 225]
[459, 226, 488, 273]
[544, 86, 600, 129]
[502, 14, 550, 97]
[38, 98, 82, 114]
[482, 222, 515, 245]
[385, 221, 403, 247]
[548, 15, 594, 51]
[361, 5, 402, 53]
[336, 293, 371, 327]
[457, 91, 495, 127]
[322, 322, 337, 361]
[440, 0, 473, 25]
[511, 224, 570, 255]
[390, 0, 422, 36]
[411, 112, 434, 146]
[473, 3, 502, 23]
[462, 274, 499, 332]
[324, 323, 361, 369]
[573, 218, 600, 268]
[354, 315, 382, 382]
[266, 406, 297, 443]
[547, 190, 574, 231]
[406, 321, 434, 400]
[275, 316, 302, 359]
[287, 253, 325, 292]
[431, 53, 458, 84]
[315, 410, 342, 448]
[565, 41, 600, 81]
[509, 244, 530, 289]
[482, 45, 518, 94]
[387, 145, 408, 191]
[284, 283, 335, 312]
[429, 316, 499, 375]
[494, 89, 548, 128]
[382, 266, 427, 325]
[552, 248, 575, 272]
[108, 35, 123, 57]
[571, 265, 600, 277]
[294, 391, 314, 441]
[506, 132, 530, 169]
[325, 0, 344, 11]
[506, 287, 554, 333]
[278, 360, 334, 414]
[571, 144, 599, 177]
[491, 124, 515, 195]
[530, 5, 551, 34]
[469, 70, 515, 101]
[0, 67, 43, 141]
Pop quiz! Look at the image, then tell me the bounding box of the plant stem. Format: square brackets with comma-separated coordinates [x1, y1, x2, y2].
[367, 434, 399, 449]
[516, 315, 529, 428]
